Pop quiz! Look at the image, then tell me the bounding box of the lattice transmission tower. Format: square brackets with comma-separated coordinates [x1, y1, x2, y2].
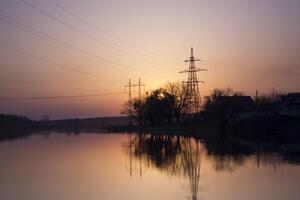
[124, 78, 145, 101]
[124, 78, 133, 101]
[179, 47, 207, 113]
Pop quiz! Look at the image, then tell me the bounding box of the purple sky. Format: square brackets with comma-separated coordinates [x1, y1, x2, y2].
[0, 0, 299, 119]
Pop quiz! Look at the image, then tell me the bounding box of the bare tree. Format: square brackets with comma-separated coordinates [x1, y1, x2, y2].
[165, 82, 189, 124]
[121, 99, 146, 125]
[255, 89, 285, 112]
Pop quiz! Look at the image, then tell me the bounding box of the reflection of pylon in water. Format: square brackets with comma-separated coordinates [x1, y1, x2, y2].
[180, 138, 204, 200]
[179, 48, 207, 113]
[129, 134, 132, 177]
[127, 135, 143, 178]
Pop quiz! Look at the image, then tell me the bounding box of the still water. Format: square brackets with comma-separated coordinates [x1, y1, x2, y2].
[0, 132, 300, 200]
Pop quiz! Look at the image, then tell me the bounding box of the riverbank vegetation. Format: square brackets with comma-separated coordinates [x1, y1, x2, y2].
[120, 82, 299, 131]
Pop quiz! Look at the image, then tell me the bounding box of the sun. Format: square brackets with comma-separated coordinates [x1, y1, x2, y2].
[158, 93, 165, 100]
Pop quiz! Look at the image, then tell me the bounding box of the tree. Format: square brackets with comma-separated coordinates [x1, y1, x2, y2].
[121, 98, 147, 125]
[144, 89, 175, 125]
[255, 90, 285, 112]
[165, 82, 189, 124]
[121, 88, 177, 126]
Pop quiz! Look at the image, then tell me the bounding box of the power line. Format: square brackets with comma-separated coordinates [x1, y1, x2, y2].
[47, 0, 158, 58]
[20, 0, 166, 67]
[19, 0, 176, 77]
[0, 78, 106, 93]
[0, 14, 138, 73]
[0, 41, 112, 81]
[0, 13, 169, 81]
[0, 92, 126, 101]
[189, 61, 300, 90]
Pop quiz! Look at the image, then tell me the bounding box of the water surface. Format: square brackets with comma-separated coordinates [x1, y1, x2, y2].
[0, 132, 299, 200]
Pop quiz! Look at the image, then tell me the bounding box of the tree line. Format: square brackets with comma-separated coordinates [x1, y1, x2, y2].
[121, 82, 287, 126]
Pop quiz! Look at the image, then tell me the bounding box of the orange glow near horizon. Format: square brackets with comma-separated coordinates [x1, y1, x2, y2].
[0, 0, 299, 119]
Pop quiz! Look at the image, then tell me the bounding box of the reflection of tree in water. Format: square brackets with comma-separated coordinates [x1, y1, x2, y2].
[124, 132, 300, 199]
[204, 133, 249, 172]
[125, 134, 204, 200]
[203, 131, 293, 172]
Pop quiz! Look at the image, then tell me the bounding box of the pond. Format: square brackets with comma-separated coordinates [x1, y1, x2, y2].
[0, 132, 299, 200]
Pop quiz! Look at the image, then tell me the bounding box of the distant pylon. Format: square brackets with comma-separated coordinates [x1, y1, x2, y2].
[124, 78, 145, 100]
[179, 47, 207, 113]
[124, 78, 132, 101]
[136, 78, 145, 99]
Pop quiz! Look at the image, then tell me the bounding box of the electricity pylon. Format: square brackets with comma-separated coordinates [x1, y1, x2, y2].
[124, 78, 145, 101]
[135, 78, 145, 99]
[124, 78, 132, 101]
[179, 47, 207, 114]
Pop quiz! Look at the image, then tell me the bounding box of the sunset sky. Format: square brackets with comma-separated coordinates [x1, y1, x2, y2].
[0, 0, 299, 119]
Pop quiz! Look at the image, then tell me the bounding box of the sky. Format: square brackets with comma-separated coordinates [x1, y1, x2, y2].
[0, 0, 299, 119]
